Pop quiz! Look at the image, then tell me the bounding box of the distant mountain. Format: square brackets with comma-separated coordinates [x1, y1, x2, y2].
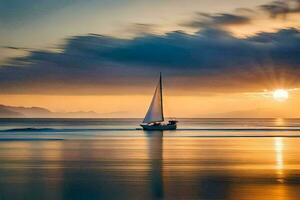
[0, 106, 24, 118]
[0, 104, 101, 118]
[0, 105, 52, 117]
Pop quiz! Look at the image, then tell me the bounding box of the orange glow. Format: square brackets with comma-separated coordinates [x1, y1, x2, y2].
[0, 92, 300, 118]
[226, 13, 300, 38]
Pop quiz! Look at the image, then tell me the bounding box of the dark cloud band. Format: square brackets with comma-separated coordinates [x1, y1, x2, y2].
[0, 26, 299, 95]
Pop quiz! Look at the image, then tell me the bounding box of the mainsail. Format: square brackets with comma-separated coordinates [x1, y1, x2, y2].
[143, 74, 164, 123]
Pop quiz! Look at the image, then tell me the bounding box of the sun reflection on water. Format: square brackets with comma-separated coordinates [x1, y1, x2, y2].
[275, 137, 284, 183]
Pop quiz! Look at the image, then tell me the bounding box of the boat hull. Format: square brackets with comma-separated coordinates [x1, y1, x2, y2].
[140, 124, 177, 130]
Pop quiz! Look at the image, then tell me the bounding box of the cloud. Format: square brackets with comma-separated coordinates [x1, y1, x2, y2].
[1, 46, 31, 51]
[182, 13, 251, 28]
[122, 23, 158, 36]
[0, 46, 31, 65]
[180, 0, 300, 37]
[0, 27, 300, 95]
[260, 0, 300, 18]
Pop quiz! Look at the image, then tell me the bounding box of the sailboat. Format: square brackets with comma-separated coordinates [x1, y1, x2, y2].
[140, 73, 178, 130]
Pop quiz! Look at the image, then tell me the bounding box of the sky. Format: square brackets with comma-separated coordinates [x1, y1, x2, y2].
[0, 0, 300, 117]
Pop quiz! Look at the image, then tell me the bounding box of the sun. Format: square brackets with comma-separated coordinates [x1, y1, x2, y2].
[273, 89, 289, 101]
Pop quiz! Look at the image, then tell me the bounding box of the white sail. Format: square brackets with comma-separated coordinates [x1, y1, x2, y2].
[143, 75, 164, 123]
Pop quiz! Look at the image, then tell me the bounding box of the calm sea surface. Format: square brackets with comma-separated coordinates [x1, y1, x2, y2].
[0, 118, 300, 200]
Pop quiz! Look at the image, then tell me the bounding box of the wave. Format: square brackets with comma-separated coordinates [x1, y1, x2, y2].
[0, 127, 136, 132]
[0, 138, 64, 141]
[1, 127, 300, 132]
[1, 128, 57, 132]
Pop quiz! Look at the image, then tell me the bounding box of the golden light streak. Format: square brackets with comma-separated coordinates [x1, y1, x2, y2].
[274, 137, 284, 183]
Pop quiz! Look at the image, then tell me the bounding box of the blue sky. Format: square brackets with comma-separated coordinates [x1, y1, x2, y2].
[1, 0, 271, 48]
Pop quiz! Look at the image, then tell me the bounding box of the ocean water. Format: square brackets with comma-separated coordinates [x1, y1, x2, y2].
[0, 118, 300, 200]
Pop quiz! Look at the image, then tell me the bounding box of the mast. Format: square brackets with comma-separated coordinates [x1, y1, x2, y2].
[159, 72, 164, 121]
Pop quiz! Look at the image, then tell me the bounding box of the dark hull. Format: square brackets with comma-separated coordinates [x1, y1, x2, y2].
[140, 124, 177, 130]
